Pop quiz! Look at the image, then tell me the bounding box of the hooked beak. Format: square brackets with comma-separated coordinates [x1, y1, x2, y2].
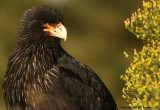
[43, 22, 67, 41]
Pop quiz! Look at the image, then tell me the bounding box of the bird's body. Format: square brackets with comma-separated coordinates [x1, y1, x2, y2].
[2, 6, 118, 110]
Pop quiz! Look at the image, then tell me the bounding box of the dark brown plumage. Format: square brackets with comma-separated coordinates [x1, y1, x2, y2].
[2, 6, 118, 110]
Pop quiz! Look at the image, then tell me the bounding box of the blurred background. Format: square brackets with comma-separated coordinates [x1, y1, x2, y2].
[0, 0, 144, 109]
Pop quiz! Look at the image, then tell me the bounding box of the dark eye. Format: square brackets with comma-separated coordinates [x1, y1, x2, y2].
[41, 21, 45, 24]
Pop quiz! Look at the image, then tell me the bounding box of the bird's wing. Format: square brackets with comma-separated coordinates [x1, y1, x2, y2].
[50, 54, 118, 110]
[29, 54, 117, 110]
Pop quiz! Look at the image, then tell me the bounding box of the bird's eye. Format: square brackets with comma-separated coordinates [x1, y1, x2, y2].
[41, 21, 45, 23]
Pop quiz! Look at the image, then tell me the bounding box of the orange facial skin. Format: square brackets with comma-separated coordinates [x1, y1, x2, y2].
[43, 22, 62, 36]
[43, 23, 55, 36]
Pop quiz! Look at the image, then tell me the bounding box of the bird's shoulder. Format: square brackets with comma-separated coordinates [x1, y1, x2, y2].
[54, 54, 111, 98]
[48, 54, 118, 110]
[56, 54, 104, 86]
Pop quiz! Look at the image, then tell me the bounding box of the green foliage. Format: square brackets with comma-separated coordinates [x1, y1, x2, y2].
[121, 0, 160, 109]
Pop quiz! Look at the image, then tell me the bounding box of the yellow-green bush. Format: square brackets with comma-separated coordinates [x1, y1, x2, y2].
[121, 0, 160, 109]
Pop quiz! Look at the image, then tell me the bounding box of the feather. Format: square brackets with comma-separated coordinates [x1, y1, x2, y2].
[2, 6, 118, 110]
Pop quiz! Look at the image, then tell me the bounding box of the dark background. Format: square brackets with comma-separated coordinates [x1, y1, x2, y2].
[0, 0, 143, 109]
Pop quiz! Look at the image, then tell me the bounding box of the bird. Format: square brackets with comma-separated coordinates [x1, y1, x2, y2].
[2, 6, 118, 110]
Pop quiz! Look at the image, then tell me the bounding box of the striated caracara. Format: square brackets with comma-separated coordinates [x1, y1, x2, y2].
[2, 6, 118, 110]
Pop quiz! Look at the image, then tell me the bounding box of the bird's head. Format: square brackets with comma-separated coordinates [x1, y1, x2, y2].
[16, 6, 67, 47]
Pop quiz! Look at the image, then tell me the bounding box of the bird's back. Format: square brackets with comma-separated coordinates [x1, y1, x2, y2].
[3, 53, 117, 110]
[54, 55, 118, 110]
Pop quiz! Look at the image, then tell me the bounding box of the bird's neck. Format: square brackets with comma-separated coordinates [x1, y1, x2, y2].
[3, 40, 67, 107]
[8, 40, 66, 81]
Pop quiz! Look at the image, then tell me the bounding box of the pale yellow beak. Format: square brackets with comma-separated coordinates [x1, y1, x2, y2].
[43, 22, 67, 41]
